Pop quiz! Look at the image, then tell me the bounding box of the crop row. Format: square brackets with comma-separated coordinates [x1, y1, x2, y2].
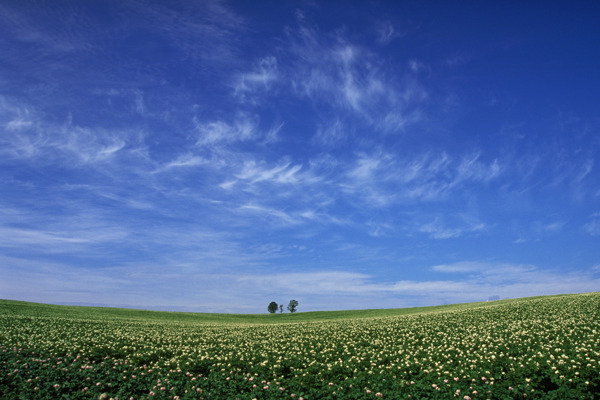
[1, 293, 599, 399]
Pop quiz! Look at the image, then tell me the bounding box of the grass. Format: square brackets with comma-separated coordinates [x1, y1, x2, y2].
[0, 294, 573, 324]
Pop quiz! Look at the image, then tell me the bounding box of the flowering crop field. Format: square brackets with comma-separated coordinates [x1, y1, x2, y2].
[1, 293, 599, 400]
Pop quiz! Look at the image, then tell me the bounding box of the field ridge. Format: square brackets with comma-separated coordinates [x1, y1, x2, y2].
[0, 292, 586, 324]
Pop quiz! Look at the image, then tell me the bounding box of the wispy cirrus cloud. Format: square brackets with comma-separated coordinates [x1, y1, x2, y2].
[313, 118, 348, 146]
[0, 217, 129, 255]
[0, 228, 91, 246]
[418, 216, 486, 239]
[201, 147, 503, 236]
[283, 17, 426, 134]
[236, 160, 304, 185]
[4, 122, 141, 167]
[238, 203, 303, 226]
[342, 150, 503, 206]
[584, 213, 600, 236]
[158, 153, 208, 171]
[194, 114, 257, 146]
[432, 261, 487, 273]
[376, 21, 405, 45]
[233, 56, 278, 102]
[218, 155, 329, 202]
[0, 96, 147, 169]
[114, 1, 246, 70]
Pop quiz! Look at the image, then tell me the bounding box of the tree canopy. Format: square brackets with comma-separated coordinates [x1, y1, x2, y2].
[287, 299, 298, 313]
[267, 301, 278, 314]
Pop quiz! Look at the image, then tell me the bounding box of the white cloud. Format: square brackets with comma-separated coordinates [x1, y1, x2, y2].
[376, 21, 405, 45]
[236, 160, 303, 184]
[233, 56, 278, 101]
[341, 150, 503, 208]
[133, 90, 146, 115]
[539, 221, 565, 233]
[264, 121, 284, 144]
[286, 20, 426, 129]
[454, 153, 502, 184]
[418, 217, 486, 239]
[119, 1, 246, 69]
[378, 107, 422, 133]
[218, 157, 326, 200]
[0, 228, 90, 245]
[6, 117, 34, 131]
[219, 180, 237, 190]
[347, 154, 382, 181]
[575, 159, 593, 182]
[584, 213, 600, 236]
[230, 263, 600, 309]
[158, 153, 208, 171]
[335, 45, 386, 113]
[56, 122, 141, 166]
[237, 270, 373, 295]
[0, 98, 145, 168]
[0, 225, 128, 253]
[1, 132, 45, 159]
[299, 208, 349, 226]
[444, 53, 471, 67]
[366, 220, 393, 237]
[239, 203, 302, 225]
[3, 248, 598, 312]
[195, 115, 257, 146]
[313, 118, 347, 146]
[432, 261, 487, 273]
[408, 59, 429, 74]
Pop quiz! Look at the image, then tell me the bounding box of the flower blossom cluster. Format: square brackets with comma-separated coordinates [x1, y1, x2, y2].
[1, 293, 599, 399]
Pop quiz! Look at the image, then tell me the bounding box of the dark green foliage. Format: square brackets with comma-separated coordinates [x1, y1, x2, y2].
[268, 301, 278, 314]
[287, 299, 298, 313]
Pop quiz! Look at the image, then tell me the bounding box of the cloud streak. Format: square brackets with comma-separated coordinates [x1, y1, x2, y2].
[1, 1, 599, 312]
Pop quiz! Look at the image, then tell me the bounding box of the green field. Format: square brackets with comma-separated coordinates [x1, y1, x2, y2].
[1, 293, 599, 399]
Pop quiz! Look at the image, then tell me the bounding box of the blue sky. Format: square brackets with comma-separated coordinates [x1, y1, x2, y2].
[1, 1, 599, 313]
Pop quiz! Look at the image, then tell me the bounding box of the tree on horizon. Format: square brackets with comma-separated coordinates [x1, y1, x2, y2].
[268, 301, 278, 314]
[287, 299, 298, 313]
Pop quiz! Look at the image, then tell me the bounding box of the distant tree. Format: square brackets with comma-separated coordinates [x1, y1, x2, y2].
[279, 304, 283, 313]
[268, 301, 278, 314]
[287, 299, 299, 313]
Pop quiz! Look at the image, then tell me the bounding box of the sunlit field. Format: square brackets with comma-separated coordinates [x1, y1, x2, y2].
[1, 293, 599, 399]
